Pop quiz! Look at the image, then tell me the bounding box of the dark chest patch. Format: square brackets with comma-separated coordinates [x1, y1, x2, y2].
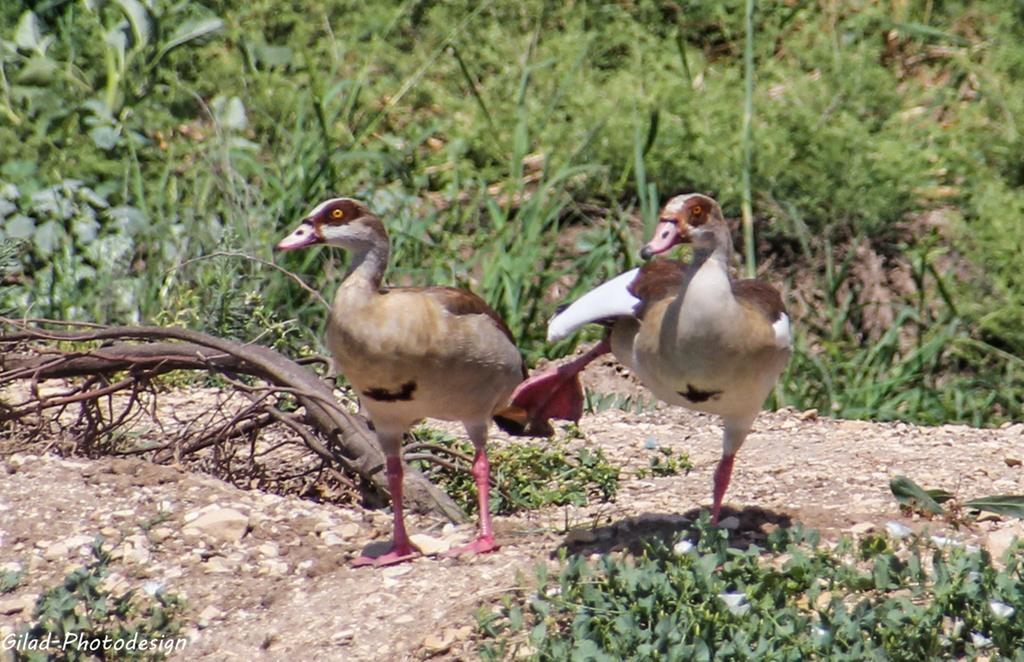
[363, 381, 417, 402]
[678, 384, 722, 403]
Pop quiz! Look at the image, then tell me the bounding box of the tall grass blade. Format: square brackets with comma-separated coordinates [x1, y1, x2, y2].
[451, 43, 497, 137]
[740, 0, 756, 278]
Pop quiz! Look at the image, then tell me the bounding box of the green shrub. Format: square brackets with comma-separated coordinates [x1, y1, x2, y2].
[15, 542, 185, 662]
[2, 0, 1024, 425]
[407, 426, 619, 516]
[477, 519, 1024, 660]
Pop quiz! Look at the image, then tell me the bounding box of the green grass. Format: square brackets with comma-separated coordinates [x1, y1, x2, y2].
[476, 518, 1024, 660]
[15, 541, 185, 661]
[0, 568, 22, 594]
[634, 446, 693, 480]
[1, 0, 1024, 423]
[407, 425, 619, 516]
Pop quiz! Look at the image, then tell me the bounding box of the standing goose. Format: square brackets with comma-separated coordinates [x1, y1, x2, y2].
[510, 193, 792, 523]
[277, 197, 530, 566]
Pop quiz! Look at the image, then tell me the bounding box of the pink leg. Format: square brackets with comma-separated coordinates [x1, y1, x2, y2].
[710, 453, 735, 525]
[447, 424, 500, 557]
[504, 338, 611, 433]
[556, 336, 612, 376]
[352, 455, 419, 567]
[447, 448, 499, 557]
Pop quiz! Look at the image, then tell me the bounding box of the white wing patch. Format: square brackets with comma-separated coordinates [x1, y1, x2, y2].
[547, 268, 641, 342]
[773, 312, 792, 349]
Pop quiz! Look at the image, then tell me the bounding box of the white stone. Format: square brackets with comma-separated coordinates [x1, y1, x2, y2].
[987, 527, 1021, 560]
[673, 540, 694, 555]
[203, 556, 236, 574]
[197, 605, 224, 628]
[422, 632, 454, 653]
[321, 532, 345, 547]
[43, 534, 93, 561]
[149, 527, 174, 543]
[0, 594, 36, 615]
[99, 573, 130, 596]
[182, 508, 249, 543]
[381, 565, 413, 579]
[717, 592, 750, 616]
[336, 523, 361, 539]
[410, 533, 451, 556]
[331, 630, 355, 645]
[257, 543, 279, 557]
[971, 632, 992, 648]
[990, 600, 1015, 619]
[885, 521, 912, 539]
[121, 534, 151, 565]
[259, 559, 289, 576]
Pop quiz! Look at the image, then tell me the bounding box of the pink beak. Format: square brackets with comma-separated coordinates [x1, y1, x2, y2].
[276, 222, 320, 251]
[640, 221, 684, 259]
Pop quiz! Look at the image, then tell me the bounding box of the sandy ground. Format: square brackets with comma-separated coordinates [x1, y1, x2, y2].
[1, 367, 1022, 661]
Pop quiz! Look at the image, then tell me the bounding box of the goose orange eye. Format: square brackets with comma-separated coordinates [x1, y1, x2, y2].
[331, 209, 344, 220]
[692, 205, 703, 217]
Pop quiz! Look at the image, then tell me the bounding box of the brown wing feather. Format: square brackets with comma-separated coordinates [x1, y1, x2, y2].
[731, 279, 786, 322]
[628, 259, 688, 319]
[381, 285, 526, 378]
[382, 285, 517, 343]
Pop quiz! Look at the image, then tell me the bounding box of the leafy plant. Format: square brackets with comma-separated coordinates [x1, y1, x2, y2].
[0, 178, 144, 321]
[891, 475, 1024, 522]
[0, 568, 22, 594]
[407, 426, 619, 516]
[476, 517, 1024, 660]
[5, 5, 222, 142]
[635, 446, 693, 479]
[3, 0, 1024, 426]
[584, 390, 659, 416]
[15, 541, 185, 662]
[157, 267, 305, 351]
[0, 235, 21, 314]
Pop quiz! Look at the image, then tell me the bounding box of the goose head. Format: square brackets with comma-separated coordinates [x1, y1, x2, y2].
[276, 197, 386, 253]
[640, 193, 728, 260]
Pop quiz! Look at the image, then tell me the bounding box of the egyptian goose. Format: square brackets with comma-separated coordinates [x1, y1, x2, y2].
[276, 197, 529, 566]
[510, 193, 791, 523]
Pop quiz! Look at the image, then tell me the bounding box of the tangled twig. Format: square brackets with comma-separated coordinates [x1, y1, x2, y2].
[0, 317, 466, 522]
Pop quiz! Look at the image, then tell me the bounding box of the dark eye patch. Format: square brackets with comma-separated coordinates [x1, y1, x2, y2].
[686, 196, 714, 225]
[324, 201, 352, 225]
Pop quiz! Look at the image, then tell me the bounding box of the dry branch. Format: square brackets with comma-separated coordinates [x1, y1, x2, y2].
[0, 318, 465, 523]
